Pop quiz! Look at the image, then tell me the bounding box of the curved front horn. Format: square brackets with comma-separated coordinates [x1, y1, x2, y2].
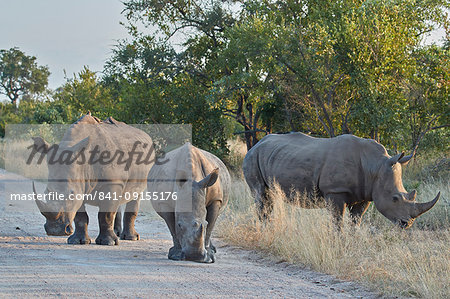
[33, 182, 52, 217]
[410, 192, 441, 218]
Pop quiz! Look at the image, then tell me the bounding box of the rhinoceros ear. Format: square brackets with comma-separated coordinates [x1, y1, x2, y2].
[398, 151, 415, 166]
[32, 137, 50, 153]
[389, 152, 405, 165]
[408, 190, 417, 201]
[197, 168, 219, 189]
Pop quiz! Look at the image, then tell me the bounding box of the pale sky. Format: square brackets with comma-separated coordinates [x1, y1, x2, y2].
[0, 0, 129, 90]
[0, 0, 446, 92]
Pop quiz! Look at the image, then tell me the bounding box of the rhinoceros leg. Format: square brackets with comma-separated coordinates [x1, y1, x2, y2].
[120, 200, 140, 240]
[95, 185, 125, 245]
[205, 201, 221, 259]
[96, 211, 119, 245]
[158, 212, 182, 260]
[114, 206, 123, 237]
[348, 201, 371, 226]
[325, 193, 348, 229]
[254, 188, 272, 221]
[68, 204, 91, 244]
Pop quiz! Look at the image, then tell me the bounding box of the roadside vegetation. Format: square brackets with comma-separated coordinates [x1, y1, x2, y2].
[1, 1, 448, 160]
[218, 140, 449, 298]
[1, 1, 448, 297]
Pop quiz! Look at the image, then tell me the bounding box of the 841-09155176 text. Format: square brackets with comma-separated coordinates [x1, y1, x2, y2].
[10, 191, 178, 201]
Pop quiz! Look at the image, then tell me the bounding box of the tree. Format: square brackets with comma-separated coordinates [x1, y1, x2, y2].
[342, 0, 443, 145]
[211, 15, 288, 149]
[32, 100, 75, 125]
[55, 67, 114, 120]
[108, 0, 449, 153]
[405, 45, 449, 152]
[230, 0, 449, 149]
[0, 48, 50, 105]
[103, 0, 234, 156]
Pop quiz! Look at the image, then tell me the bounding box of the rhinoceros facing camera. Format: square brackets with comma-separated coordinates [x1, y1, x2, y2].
[32, 113, 155, 245]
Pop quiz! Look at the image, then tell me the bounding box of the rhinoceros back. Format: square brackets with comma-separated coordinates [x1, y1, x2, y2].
[148, 143, 230, 212]
[61, 114, 154, 191]
[243, 132, 375, 202]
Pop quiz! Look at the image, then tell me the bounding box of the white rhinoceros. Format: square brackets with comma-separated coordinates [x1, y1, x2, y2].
[148, 143, 230, 263]
[243, 132, 440, 228]
[32, 113, 155, 245]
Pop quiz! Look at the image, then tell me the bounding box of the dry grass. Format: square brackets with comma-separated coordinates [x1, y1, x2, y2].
[218, 178, 449, 298]
[223, 138, 247, 176]
[0, 138, 48, 179]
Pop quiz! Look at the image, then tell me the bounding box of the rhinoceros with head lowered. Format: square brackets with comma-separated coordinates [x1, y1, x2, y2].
[243, 132, 440, 228]
[148, 143, 230, 263]
[31, 113, 155, 245]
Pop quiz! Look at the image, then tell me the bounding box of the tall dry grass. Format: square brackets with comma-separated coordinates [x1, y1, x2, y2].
[224, 138, 248, 176]
[218, 147, 450, 298]
[0, 138, 48, 179]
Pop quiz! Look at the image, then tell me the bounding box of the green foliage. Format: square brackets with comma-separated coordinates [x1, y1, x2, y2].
[55, 67, 115, 120]
[405, 45, 449, 152]
[1, 1, 449, 159]
[0, 64, 115, 138]
[105, 0, 449, 152]
[102, 0, 234, 157]
[0, 102, 20, 137]
[0, 48, 50, 105]
[33, 100, 75, 124]
[0, 97, 71, 137]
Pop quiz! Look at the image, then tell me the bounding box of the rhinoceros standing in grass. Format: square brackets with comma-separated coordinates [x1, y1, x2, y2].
[148, 143, 230, 263]
[31, 113, 155, 245]
[243, 132, 440, 228]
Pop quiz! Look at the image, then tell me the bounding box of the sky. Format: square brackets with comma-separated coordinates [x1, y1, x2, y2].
[0, 0, 446, 91]
[0, 0, 130, 89]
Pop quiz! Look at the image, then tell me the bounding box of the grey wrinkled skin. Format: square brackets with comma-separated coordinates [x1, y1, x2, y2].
[243, 133, 440, 229]
[33, 113, 154, 245]
[148, 143, 230, 263]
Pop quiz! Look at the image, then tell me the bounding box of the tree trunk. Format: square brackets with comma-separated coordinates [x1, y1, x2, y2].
[244, 129, 252, 151]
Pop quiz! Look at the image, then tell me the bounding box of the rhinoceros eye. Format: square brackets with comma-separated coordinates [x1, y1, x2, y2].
[392, 195, 400, 202]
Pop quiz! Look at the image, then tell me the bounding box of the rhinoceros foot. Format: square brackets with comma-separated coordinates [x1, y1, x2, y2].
[114, 226, 122, 238]
[168, 246, 183, 260]
[95, 231, 119, 246]
[206, 247, 216, 263]
[120, 230, 140, 241]
[67, 233, 91, 245]
[209, 243, 217, 253]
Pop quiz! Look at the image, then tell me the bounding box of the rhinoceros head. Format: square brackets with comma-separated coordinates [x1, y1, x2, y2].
[174, 168, 219, 263]
[32, 136, 90, 236]
[372, 152, 440, 228]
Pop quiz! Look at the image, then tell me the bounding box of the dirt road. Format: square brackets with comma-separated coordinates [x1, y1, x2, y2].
[0, 169, 379, 298]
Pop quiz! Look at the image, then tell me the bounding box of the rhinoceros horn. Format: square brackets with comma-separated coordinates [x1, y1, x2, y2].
[33, 181, 52, 217]
[410, 192, 440, 218]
